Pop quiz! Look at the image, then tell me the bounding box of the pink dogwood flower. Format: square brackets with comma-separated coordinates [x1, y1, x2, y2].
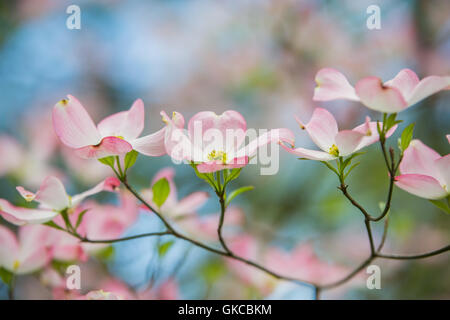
[0, 176, 120, 226]
[281, 108, 396, 161]
[53, 95, 167, 159]
[0, 225, 51, 274]
[395, 139, 449, 200]
[313, 68, 450, 113]
[161, 110, 294, 173]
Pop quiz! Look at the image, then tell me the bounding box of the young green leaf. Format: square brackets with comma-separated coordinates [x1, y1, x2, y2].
[124, 150, 138, 171]
[44, 221, 65, 232]
[98, 156, 115, 168]
[0, 267, 14, 285]
[158, 240, 174, 257]
[429, 199, 450, 215]
[400, 123, 415, 152]
[75, 209, 89, 230]
[225, 186, 254, 207]
[152, 178, 170, 207]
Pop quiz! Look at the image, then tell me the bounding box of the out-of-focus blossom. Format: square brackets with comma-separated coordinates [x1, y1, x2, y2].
[0, 176, 119, 225]
[313, 68, 450, 113]
[0, 225, 51, 274]
[281, 108, 394, 161]
[161, 110, 294, 173]
[52, 95, 167, 159]
[395, 139, 449, 200]
[226, 235, 348, 297]
[80, 192, 140, 253]
[81, 290, 122, 300]
[0, 136, 23, 176]
[101, 278, 179, 300]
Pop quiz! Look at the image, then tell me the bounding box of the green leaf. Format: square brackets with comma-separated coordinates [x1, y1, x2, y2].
[400, 123, 415, 152]
[75, 209, 89, 230]
[225, 186, 254, 207]
[200, 259, 226, 283]
[96, 246, 115, 261]
[429, 199, 450, 214]
[98, 156, 115, 168]
[0, 267, 13, 285]
[320, 161, 339, 177]
[384, 113, 397, 131]
[225, 168, 242, 184]
[44, 221, 65, 232]
[124, 150, 138, 171]
[158, 240, 174, 257]
[343, 162, 360, 179]
[152, 178, 170, 207]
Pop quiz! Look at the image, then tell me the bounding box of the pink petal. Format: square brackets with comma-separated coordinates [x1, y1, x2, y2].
[384, 69, 420, 101]
[352, 118, 397, 151]
[71, 177, 120, 207]
[407, 75, 450, 106]
[395, 174, 447, 200]
[399, 139, 441, 178]
[355, 77, 408, 113]
[196, 156, 249, 173]
[131, 127, 166, 157]
[280, 143, 336, 161]
[97, 99, 145, 141]
[173, 192, 209, 216]
[435, 155, 450, 191]
[313, 68, 359, 101]
[0, 225, 19, 270]
[161, 111, 192, 162]
[17, 176, 70, 211]
[17, 225, 52, 274]
[300, 108, 338, 151]
[237, 128, 295, 158]
[447, 134, 450, 144]
[0, 199, 58, 226]
[334, 130, 366, 156]
[74, 136, 133, 159]
[52, 95, 101, 148]
[188, 110, 247, 155]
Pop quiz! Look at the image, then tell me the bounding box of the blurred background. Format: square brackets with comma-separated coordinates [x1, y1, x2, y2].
[0, 0, 449, 299]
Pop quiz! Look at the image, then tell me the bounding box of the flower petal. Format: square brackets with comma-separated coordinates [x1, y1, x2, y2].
[97, 99, 145, 141]
[161, 111, 193, 162]
[355, 77, 408, 113]
[74, 137, 133, 159]
[395, 174, 447, 200]
[131, 127, 166, 157]
[188, 110, 247, 155]
[280, 143, 336, 161]
[0, 225, 19, 271]
[334, 130, 365, 156]
[196, 157, 249, 173]
[351, 118, 397, 151]
[16, 225, 52, 274]
[17, 176, 70, 211]
[300, 108, 338, 152]
[407, 75, 450, 106]
[0, 199, 58, 225]
[435, 155, 450, 191]
[52, 95, 101, 148]
[313, 68, 359, 101]
[384, 69, 420, 101]
[399, 139, 441, 178]
[71, 177, 120, 207]
[237, 128, 295, 158]
[173, 192, 209, 216]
